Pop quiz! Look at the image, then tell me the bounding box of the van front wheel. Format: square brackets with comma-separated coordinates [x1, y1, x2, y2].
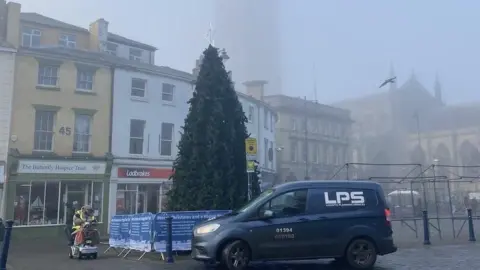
[345, 238, 377, 269]
[221, 240, 251, 270]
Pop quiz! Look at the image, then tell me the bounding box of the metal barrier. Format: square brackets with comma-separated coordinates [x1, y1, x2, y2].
[328, 162, 480, 244]
[0, 220, 14, 270]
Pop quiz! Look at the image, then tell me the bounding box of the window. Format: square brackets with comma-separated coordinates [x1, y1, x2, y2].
[317, 144, 323, 164]
[38, 65, 58, 86]
[302, 141, 308, 162]
[34, 110, 55, 151]
[259, 189, 308, 218]
[264, 138, 269, 165]
[76, 70, 94, 91]
[160, 123, 174, 156]
[129, 48, 143, 61]
[290, 140, 298, 162]
[21, 27, 41, 47]
[116, 183, 171, 215]
[161, 83, 175, 102]
[264, 110, 268, 129]
[269, 141, 274, 168]
[105, 42, 118, 55]
[248, 106, 254, 122]
[311, 120, 318, 133]
[313, 144, 319, 163]
[13, 181, 103, 226]
[307, 188, 378, 214]
[129, 119, 145, 154]
[131, 78, 146, 98]
[302, 118, 307, 131]
[59, 33, 76, 48]
[291, 119, 297, 131]
[73, 114, 92, 153]
[270, 114, 274, 131]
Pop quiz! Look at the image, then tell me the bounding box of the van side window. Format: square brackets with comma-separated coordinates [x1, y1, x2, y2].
[259, 189, 308, 218]
[306, 188, 379, 214]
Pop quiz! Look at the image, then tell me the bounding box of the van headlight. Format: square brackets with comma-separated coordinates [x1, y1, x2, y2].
[195, 224, 220, 235]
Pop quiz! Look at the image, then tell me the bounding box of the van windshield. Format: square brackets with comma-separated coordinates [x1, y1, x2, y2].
[237, 189, 274, 213]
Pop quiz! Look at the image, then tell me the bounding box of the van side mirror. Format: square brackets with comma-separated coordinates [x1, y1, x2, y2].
[262, 210, 275, 219]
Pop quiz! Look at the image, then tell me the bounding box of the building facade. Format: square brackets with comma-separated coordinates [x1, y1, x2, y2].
[108, 65, 193, 223]
[0, 1, 17, 218]
[263, 95, 352, 182]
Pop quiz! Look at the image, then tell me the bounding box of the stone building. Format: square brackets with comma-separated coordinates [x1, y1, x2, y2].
[333, 68, 480, 187]
[244, 82, 353, 182]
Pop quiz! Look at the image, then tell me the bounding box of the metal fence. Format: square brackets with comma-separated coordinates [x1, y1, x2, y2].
[327, 162, 480, 245]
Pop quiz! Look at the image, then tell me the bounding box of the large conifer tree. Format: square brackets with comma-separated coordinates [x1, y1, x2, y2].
[167, 46, 249, 211]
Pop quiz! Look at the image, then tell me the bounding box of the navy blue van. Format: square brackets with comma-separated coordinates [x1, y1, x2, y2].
[191, 180, 397, 269]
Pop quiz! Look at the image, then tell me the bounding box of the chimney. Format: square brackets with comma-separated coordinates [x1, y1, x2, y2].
[0, 0, 7, 40]
[434, 73, 442, 103]
[5, 1, 20, 48]
[89, 18, 109, 52]
[243, 80, 268, 101]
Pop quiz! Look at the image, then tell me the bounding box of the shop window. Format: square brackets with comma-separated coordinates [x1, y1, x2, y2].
[13, 181, 103, 227]
[115, 183, 171, 215]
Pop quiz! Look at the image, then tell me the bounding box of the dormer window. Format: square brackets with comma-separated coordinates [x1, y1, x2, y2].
[106, 42, 118, 56]
[129, 48, 143, 61]
[59, 34, 76, 48]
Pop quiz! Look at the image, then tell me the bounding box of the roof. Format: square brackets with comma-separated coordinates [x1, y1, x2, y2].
[20, 13, 157, 51]
[413, 102, 480, 132]
[18, 46, 193, 82]
[275, 180, 381, 191]
[236, 92, 277, 117]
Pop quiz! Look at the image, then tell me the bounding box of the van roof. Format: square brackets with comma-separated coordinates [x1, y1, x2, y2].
[275, 180, 382, 192]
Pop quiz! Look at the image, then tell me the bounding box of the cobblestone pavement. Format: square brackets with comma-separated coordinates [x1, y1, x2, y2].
[6, 240, 480, 269]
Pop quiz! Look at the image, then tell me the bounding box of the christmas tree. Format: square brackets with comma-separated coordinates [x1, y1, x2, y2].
[167, 45, 249, 211]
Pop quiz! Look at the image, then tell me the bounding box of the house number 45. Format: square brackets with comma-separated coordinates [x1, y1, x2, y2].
[59, 127, 72, 136]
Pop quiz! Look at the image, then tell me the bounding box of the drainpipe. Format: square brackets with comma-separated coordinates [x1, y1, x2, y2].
[108, 66, 115, 153]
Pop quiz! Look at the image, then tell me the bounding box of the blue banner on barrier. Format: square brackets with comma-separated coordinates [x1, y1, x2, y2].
[108, 210, 230, 253]
[153, 210, 230, 252]
[109, 215, 131, 248]
[129, 213, 154, 252]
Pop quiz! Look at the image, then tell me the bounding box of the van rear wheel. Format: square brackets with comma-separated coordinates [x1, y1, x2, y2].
[345, 238, 377, 269]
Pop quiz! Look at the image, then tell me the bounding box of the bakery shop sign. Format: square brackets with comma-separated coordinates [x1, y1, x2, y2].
[117, 167, 173, 179]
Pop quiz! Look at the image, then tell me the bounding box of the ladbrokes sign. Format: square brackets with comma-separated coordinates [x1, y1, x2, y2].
[117, 167, 173, 179]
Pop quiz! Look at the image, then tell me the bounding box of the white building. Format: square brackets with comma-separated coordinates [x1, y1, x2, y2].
[0, 43, 16, 217]
[108, 64, 193, 221]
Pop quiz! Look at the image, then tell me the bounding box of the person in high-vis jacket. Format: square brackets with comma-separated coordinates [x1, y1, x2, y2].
[69, 205, 95, 246]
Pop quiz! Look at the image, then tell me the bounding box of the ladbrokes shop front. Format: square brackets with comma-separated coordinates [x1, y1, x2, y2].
[5, 157, 111, 239]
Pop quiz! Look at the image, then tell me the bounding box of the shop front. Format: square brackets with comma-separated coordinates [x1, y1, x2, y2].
[5, 158, 111, 239]
[108, 165, 173, 228]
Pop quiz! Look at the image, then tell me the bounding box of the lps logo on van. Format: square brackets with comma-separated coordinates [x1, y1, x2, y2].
[324, 191, 365, 207]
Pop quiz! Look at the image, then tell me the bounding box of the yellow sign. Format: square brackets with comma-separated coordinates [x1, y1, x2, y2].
[246, 161, 255, 173]
[245, 138, 257, 155]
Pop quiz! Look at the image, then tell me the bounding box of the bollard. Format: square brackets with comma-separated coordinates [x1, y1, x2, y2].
[467, 208, 476, 242]
[165, 216, 174, 263]
[422, 210, 431, 245]
[0, 220, 14, 270]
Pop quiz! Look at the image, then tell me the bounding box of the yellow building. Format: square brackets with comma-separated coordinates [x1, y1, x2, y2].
[2, 2, 115, 238]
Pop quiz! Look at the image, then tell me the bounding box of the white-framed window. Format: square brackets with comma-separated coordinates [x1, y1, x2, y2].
[270, 114, 274, 131]
[291, 119, 297, 131]
[73, 114, 92, 153]
[129, 119, 145, 154]
[59, 33, 76, 48]
[264, 138, 269, 165]
[21, 27, 41, 47]
[131, 78, 146, 98]
[161, 83, 175, 102]
[302, 141, 308, 162]
[76, 70, 94, 91]
[313, 143, 319, 163]
[160, 123, 174, 156]
[317, 144, 323, 164]
[290, 140, 298, 162]
[269, 141, 273, 168]
[248, 105, 254, 123]
[38, 65, 59, 86]
[105, 42, 118, 56]
[34, 110, 55, 151]
[264, 110, 268, 129]
[129, 48, 143, 61]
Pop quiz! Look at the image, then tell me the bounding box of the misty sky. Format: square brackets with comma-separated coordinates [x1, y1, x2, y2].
[16, 0, 480, 105]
